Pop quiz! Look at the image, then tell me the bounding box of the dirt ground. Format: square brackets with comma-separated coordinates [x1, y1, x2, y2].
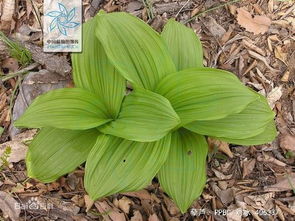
[0, 0, 294, 220]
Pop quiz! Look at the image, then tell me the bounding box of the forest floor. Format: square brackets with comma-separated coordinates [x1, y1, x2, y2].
[0, 0, 294, 220]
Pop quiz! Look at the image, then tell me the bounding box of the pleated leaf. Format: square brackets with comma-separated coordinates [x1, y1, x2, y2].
[185, 94, 275, 139]
[158, 128, 208, 213]
[217, 120, 277, 145]
[95, 12, 176, 91]
[26, 128, 99, 183]
[14, 88, 111, 130]
[161, 19, 203, 70]
[85, 133, 171, 200]
[71, 14, 125, 118]
[155, 68, 259, 125]
[99, 87, 180, 142]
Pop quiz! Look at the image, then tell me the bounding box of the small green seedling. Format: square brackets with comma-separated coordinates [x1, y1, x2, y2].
[0, 31, 32, 67]
[15, 12, 276, 213]
[0, 146, 11, 172]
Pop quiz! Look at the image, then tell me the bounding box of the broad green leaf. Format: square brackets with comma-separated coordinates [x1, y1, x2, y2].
[99, 88, 180, 142]
[0, 127, 3, 136]
[217, 120, 277, 145]
[95, 12, 176, 91]
[158, 128, 208, 213]
[155, 68, 259, 125]
[26, 128, 99, 183]
[85, 133, 171, 200]
[162, 19, 203, 70]
[71, 15, 125, 118]
[14, 88, 111, 130]
[185, 94, 275, 139]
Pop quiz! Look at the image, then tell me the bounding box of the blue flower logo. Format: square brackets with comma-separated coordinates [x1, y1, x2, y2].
[46, 3, 80, 36]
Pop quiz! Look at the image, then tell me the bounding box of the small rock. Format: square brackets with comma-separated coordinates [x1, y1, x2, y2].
[126, 1, 143, 13]
[9, 70, 71, 138]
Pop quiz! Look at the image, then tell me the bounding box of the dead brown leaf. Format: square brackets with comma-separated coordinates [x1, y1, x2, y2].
[130, 210, 143, 221]
[264, 173, 295, 192]
[117, 196, 133, 214]
[123, 189, 152, 201]
[2, 58, 19, 72]
[237, 8, 271, 35]
[211, 183, 234, 206]
[0, 0, 15, 31]
[0, 129, 37, 166]
[148, 213, 160, 221]
[242, 159, 256, 178]
[279, 133, 295, 151]
[95, 200, 126, 221]
[267, 86, 283, 109]
[84, 195, 94, 212]
[163, 194, 180, 216]
[203, 16, 226, 38]
[0, 191, 21, 221]
[208, 138, 233, 158]
[275, 46, 288, 65]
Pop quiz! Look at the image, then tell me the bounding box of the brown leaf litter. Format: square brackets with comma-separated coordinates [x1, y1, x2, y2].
[1, 0, 295, 220]
[236, 7, 272, 35]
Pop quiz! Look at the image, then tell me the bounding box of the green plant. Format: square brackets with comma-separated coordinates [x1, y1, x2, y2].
[0, 31, 32, 67]
[0, 146, 11, 172]
[14, 12, 276, 213]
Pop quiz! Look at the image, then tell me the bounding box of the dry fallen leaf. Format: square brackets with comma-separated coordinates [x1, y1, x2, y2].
[0, 191, 21, 221]
[242, 159, 256, 178]
[245, 193, 274, 209]
[227, 208, 242, 221]
[203, 16, 226, 38]
[95, 200, 126, 221]
[123, 189, 152, 201]
[237, 8, 271, 35]
[208, 138, 233, 158]
[279, 133, 295, 151]
[211, 183, 234, 206]
[2, 58, 19, 72]
[84, 195, 94, 212]
[267, 86, 283, 109]
[163, 194, 180, 216]
[148, 213, 160, 221]
[281, 71, 290, 82]
[130, 210, 143, 221]
[0, 129, 36, 166]
[117, 196, 133, 214]
[0, 0, 15, 31]
[264, 173, 295, 192]
[275, 46, 288, 65]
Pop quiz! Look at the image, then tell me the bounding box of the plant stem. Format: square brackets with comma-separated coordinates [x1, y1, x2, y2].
[184, 0, 241, 24]
[0, 63, 39, 82]
[142, 0, 154, 21]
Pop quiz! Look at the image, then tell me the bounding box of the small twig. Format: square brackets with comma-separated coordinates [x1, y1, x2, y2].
[9, 76, 22, 118]
[184, 0, 241, 24]
[0, 63, 39, 82]
[30, 0, 43, 36]
[175, 0, 190, 18]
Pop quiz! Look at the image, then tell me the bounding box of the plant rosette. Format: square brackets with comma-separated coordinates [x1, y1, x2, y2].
[15, 11, 276, 213]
